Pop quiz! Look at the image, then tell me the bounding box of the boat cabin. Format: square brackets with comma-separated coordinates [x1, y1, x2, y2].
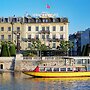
[39, 65, 86, 72]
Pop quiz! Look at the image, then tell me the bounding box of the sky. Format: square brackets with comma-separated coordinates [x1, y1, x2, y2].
[0, 0, 90, 34]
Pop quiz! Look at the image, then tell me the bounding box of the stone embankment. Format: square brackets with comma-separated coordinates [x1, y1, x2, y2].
[0, 54, 90, 72]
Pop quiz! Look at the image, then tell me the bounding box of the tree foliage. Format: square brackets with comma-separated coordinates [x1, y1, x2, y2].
[59, 40, 74, 55]
[29, 40, 49, 57]
[0, 41, 16, 57]
[1, 42, 10, 57]
[9, 44, 16, 56]
[29, 40, 48, 51]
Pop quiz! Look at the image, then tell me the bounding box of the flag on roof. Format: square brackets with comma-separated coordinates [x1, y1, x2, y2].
[46, 4, 50, 9]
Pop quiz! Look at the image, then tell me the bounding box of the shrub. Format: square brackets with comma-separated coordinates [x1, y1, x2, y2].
[9, 44, 16, 56]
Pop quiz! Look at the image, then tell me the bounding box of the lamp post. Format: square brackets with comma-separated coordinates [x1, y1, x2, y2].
[14, 31, 20, 53]
[11, 22, 14, 42]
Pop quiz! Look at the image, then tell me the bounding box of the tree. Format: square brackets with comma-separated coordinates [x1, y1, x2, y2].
[0, 41, 16, 57]
[29, 40, 48, 57]
[59, 40, 74, 56]
[9, 44, 16, 56]
[1, 42, 10, 57]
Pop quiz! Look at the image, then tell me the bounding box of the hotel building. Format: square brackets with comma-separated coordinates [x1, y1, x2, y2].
[0, 13, 69, 51]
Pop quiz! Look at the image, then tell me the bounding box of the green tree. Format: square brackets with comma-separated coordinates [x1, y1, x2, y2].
[9, 44, 16, 56]
[59, 40, 74, 55]
[1, 42, 10, 57]
[29, 40, 48, 57]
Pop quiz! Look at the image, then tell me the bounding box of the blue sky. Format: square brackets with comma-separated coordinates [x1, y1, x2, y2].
[0, 0, 90, 34]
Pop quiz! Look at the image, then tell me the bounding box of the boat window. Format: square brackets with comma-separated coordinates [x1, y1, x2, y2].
[67, 68, 72, 71]
[77, 59, 82, 64]
[47, 68, 52, 71]
[82, 59, 86, 64]
[61, 68, 66, 71]
[88, 59, 90, 64]
[54, 68, 59, 71]
[40, 68, 45, 72]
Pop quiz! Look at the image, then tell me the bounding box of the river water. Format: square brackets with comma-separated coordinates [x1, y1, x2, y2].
[0, 72, 90, 90]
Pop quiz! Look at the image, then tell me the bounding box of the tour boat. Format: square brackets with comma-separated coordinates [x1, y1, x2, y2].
[22, 66, 90, 78]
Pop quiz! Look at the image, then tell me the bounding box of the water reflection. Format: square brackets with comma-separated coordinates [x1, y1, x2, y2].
[0, 72, 90, 90]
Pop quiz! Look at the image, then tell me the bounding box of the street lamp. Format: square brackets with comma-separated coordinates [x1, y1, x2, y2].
[11, 22, 14, 42]
[14, 31, 20, 53]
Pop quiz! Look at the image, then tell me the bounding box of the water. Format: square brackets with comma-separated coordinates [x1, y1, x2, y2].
[0, 72, 90, 90]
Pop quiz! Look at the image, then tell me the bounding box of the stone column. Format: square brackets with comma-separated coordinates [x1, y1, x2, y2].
[15, 54, 23, 71]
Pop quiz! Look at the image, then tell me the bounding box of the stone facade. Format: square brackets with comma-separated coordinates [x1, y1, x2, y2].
[0, 13, 68, 50]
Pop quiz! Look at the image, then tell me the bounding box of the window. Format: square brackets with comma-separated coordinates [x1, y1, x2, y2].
[46, 19, 48, 22]
[8, 27, 11, 31]
[8, 35, 11, 41]
[54, 68, 59, 71]
[52, 43, 56, 48]
[36, 35, 39, 39]
[82, 59, 86, 64]
[60, 35, 63, 39]
[36, 26, 39, 31]
[28, 35, 31, 39]
[77, 59, 82, 64]
[53, 19, 56, 22]
[53, 26, 56, 31]
[53, 35, 56, 39]
[42, 34, 45, 39]
[60, 26, 63, 31]
[0, 64, 3, 69]
[61, 68, 66, 71]
[1, 35, 4, 40]
[28, 43, 32, 48]
[42, 27, 45, 31]
[36, 19, 38, 23]
[46, 27, 49, 31]
[43, 19, 45, 22]
[17, 27, 20, 32]
[28, 26, 31, 31]
[46, 35, 49, 39]
[1, 27, 4, 31]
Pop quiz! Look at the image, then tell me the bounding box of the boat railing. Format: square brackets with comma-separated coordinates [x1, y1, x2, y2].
[23, 57, 41, 61]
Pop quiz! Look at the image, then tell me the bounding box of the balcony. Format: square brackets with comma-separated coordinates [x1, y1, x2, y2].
[47, 38, 60, 42]
[39, 30, 50, 34]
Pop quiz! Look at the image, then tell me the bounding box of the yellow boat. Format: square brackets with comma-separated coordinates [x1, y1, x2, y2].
[22, 66, 90, 78]
[23, 71, 90, 78]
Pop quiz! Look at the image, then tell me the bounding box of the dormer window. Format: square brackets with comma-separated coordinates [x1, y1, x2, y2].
[5, 18, 8, 22]
[1, 18, 4, 22]
[53, 18, 56, 22]
[36, 19, 38, 23]
[28, 19, 31, 23]
[46, 19, 48, 22]
[43, 19, 45, 22]
[0, 18, 2, 22]
[17, 18, 20, 22]
[12, 18, 17, 22]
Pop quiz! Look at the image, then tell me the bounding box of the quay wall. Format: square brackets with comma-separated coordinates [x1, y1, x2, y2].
[0, 54, 90, 71]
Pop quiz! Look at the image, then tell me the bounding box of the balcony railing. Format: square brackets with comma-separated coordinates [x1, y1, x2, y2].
[47, 38, 60, 42]
[39, 30, 50, 34]
[22, 38, 39, 42]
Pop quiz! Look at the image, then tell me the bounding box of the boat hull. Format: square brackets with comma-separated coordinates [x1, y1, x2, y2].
[23, 71, 90, 78]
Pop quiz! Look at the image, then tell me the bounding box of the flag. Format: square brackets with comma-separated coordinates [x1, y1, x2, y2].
[46, 4, 50, 9]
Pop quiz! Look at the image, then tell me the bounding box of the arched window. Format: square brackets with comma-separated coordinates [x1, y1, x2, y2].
[0, 64, 3, 69]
